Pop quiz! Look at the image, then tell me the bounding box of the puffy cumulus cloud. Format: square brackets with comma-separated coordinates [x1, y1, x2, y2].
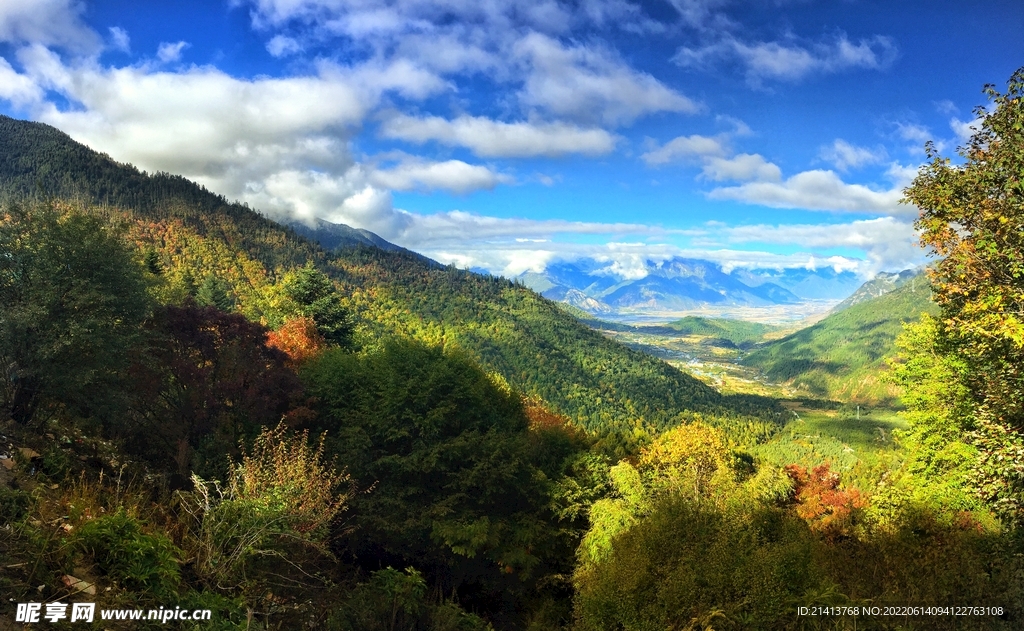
[369, 158, 512, 194]
[347, 57, 448, 100]
[266, 34, 302, 57]
[0, 0, 100, 53]
[380, 114, 617, 158]
[249, 167, 411, 234]
[0, 57, 44, 106]
[642, 133, 779, 182]
[156, 41, 189, 63]
[0, 47, 456, 237]
[818, 139, 887, 172]
[641, 134, 727, 165]
[673, 32, 897, 86]
[30, 62, 369, 176]
[237, 1, 691, 129]
[515, 33, 699, 125]
[708, 169, 909, 215]
[391, 33, 502, 75]
[701, 153, 780, 182]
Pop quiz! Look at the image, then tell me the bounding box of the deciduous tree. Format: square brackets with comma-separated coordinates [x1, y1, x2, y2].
[902, 67, 1024, 522]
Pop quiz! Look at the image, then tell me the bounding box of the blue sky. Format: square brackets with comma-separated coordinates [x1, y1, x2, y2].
[0, 0, 1021, 279]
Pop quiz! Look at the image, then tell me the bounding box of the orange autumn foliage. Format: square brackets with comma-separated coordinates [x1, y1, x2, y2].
[523, 397, 589, 446]
[524, 397, 571, 431]
[785, 463, 866, 538]
[267, 317, 327, 367]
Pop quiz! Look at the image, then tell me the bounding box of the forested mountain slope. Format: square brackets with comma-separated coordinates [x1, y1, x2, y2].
[830, 268, 921, 312]
[0, 115, 779, 432]
[743, 272, 937, 402]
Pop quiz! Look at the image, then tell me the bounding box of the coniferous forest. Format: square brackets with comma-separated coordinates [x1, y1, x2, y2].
[2, 69, 1024, 630]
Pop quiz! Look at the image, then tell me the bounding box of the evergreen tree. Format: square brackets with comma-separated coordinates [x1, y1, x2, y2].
[0, 202, 151, 424]
[284, 262, 353, 349]
[196, 274, 234, 311]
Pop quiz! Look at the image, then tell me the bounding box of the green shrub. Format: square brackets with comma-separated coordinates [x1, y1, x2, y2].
[75, 508, 180, 597]
[40, 446, 73, 480]
[178, 591, 250, 631]
[0, 486, 31, 523]
[179, 424, 349, 592]
[328, 567, 493, 631]
[575, 496, 822, 631]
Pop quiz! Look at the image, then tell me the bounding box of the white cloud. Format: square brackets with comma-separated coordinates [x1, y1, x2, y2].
[108, 27, 130, 53]
[642, 134, 779, 182]
[715, 114, 752, 136]
[579, 0, 666, 33]
[701, 153, 780, 182]
[380, 114, 617, 158]
[818, 139, 887, 172]
[0, 0, 99, 53]
[515, 32, 700, 125]
[370, 158, 512, 194]
[894, 122, 930, 144]
[345, 57, 448, 100]
[884, 162, 920, 188]
[950, 116, 982, 144]
[266, 35, 302, 57]
[244, 0, 664, 36]
[393, 210, 658, 246]
[328, 6, 408, 38]
[16, 43, 74, 92]
[934, 99, 958, 115]
[0, 57, 44, 106]
[641, 134, 727, 165]
[157, 41, 190, 63]
[392, 33, 502, 75]
[3, 53, 445, 234]
[413, 232, 910, 281]
[705, 217, 923, 275]
[664, 0, 733, 31]
[673, 33, 897, 86]
[365, 208, 917, 281]
[715, 216, 910, 248]
[237, 2, 689, 127]
[708, 169, 909, 215]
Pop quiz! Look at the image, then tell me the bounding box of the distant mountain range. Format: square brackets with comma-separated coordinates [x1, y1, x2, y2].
[516, 258, 864, 314]
[281, 223, 867, 315]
